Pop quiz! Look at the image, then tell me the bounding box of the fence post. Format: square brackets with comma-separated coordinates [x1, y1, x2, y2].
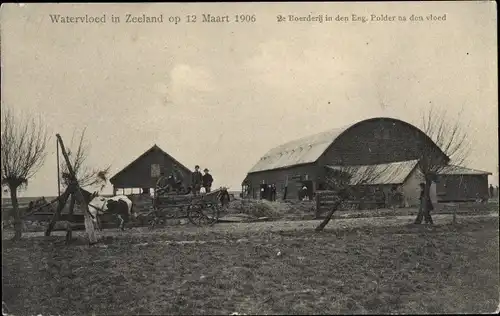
[315, 192, 321, 219]
[452, 203, 457, 225]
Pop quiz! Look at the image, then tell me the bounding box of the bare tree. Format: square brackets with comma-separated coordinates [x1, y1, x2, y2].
[59, 128, 110, 220]
[413, 106, 471, 224]
[60, 128, 110, 190]
[1, 106, 49, 240]
[315, 163, 401, 231]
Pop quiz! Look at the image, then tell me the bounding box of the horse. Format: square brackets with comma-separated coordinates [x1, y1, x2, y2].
[87, 194, 136, 231]
[217, 187, 231, 208]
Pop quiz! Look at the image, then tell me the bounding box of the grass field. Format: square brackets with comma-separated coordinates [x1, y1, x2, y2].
[2, 216, 499, 315]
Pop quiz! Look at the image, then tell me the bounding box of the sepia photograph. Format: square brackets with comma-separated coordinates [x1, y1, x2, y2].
[1, 2, 498, 315]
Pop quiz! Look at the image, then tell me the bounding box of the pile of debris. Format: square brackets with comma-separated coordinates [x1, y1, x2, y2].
[225, 199, 290, 219]
[223, 199, 316, 221]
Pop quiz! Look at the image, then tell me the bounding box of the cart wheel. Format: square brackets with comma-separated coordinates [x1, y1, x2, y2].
[148, 216, 157, 230]
[187, 203, 219, 226]
[159, 207, 179, 219]
[147, 209, 161, 229]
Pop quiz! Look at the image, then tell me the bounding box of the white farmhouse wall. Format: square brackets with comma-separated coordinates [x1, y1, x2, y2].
[401, 168, 423, 207]
[401, 167, 437, 207]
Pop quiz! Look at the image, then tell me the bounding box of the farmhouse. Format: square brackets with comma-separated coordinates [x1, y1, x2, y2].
[109, 145, 192, 195]
[243, 117, 490, 203]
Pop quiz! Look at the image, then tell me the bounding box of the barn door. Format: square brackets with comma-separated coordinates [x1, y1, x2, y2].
[285, 179, 300, 200]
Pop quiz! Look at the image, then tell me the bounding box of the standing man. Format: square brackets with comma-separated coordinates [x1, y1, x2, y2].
[374, 186, 386, 209]
[389, 185, 399, 210]
[155, 170, 169, 195]
[202, 168, 214, 193]
[191, 165, 202, 195]
[415, 182, 434, 224]
[171, 164, 184, 193]
[271, 184, 277, 201]
[489, 184, 494, 199]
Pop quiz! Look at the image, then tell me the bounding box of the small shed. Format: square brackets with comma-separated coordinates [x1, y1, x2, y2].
[109, 144, 192, 195]
[436, 165, 492, 202]
[325, 160, 427, 207]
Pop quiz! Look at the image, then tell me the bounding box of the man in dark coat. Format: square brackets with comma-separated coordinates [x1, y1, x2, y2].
[389, 185, 399, 210]
[202, 168, 214, 193]
[155, 170, 169, 195]
[170, 164, 184, 193]
[415, 182, 434, 224]
[271, 184, 277, 201]
[191, 165, 202, 195]
[374, 187, 386, 209]
[218, 187, 231, 207]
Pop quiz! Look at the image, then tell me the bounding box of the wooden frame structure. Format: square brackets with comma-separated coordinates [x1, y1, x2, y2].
[44, 134, 99, 244]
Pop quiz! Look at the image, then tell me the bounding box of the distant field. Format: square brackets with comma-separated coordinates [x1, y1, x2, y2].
[2, 195, 113, 207]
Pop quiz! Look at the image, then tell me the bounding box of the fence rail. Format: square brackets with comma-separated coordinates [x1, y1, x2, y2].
[315, 190, 340, 218]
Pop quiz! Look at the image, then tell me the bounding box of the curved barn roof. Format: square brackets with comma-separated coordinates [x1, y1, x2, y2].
[248, 117, 448, 174]
[248, 123, 355, 173]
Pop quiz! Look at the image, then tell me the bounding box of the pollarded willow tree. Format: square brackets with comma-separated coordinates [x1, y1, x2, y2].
[1, 106, 49, 240]
[413, 106, 471, 224]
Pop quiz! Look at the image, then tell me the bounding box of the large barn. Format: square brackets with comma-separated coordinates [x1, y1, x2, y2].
[243, 117, 450, 201]
[109, 145, 192, 195]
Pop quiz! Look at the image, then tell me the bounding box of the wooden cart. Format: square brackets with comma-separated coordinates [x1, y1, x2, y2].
[146, 189, 222, 228]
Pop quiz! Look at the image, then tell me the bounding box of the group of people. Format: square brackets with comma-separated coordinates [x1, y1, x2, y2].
[190, 165, 214, 195]
[260, 184, 277, 201]
[155, 164, 214, 196]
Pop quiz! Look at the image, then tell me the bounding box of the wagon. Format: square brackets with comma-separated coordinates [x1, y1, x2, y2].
[145, 188, 223, 228]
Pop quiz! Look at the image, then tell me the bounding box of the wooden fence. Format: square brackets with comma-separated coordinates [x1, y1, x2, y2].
[315, 190, 340, 218]
[315, 190, 380, 217]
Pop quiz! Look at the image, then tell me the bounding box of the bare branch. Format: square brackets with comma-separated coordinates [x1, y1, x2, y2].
[1, 106, 49, 188]
[412, 105, 471, 224]
[60, 128, 110, 191]
[418, 105, 471, 174]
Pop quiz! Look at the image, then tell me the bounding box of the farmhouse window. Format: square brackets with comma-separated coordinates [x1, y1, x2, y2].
[151, 164, 161, 177]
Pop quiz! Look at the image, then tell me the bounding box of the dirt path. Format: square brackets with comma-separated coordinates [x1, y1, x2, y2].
[5, 213, 497, 240]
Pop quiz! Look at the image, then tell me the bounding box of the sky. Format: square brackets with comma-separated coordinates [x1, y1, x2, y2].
[1, 2, 498, 197]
